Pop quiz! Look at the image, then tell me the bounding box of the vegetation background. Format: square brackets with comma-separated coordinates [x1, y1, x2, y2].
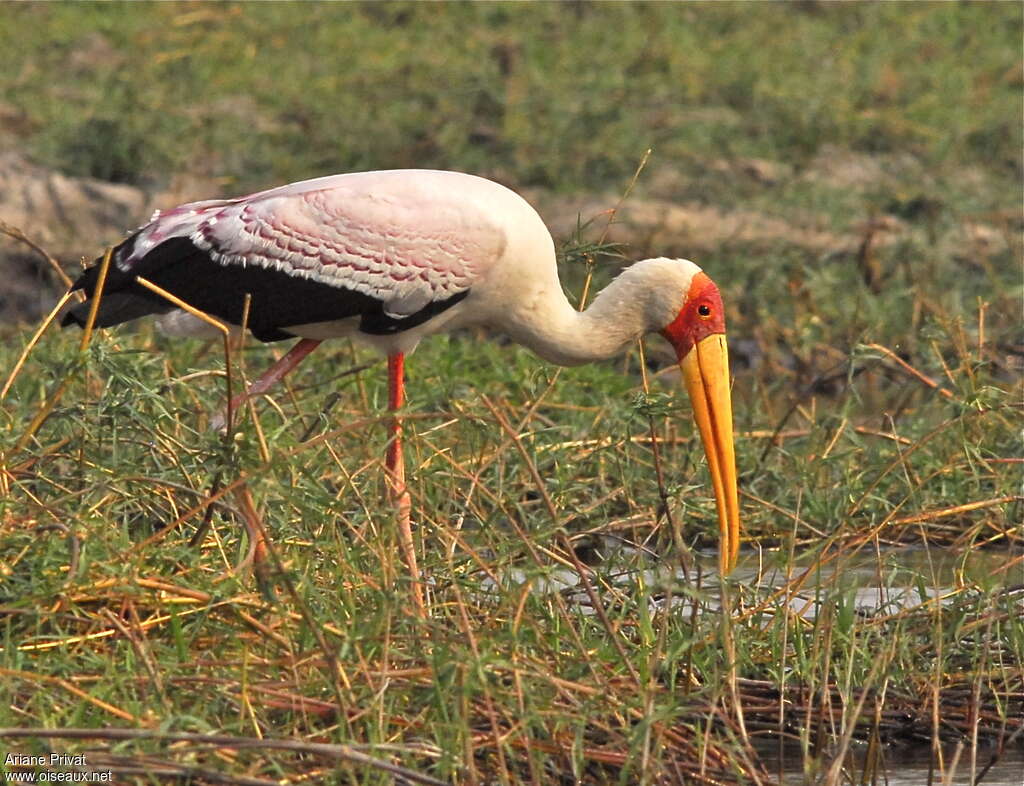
[0, 3, 1020, 784]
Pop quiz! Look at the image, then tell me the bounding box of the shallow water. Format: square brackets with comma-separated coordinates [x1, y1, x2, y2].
[704, 547, 1022, 784]
[480, 543, 1023, 784]
[766, 743, 1024, 785]
[718, 543, 1020, 617]
[486, 541, 1020, 618]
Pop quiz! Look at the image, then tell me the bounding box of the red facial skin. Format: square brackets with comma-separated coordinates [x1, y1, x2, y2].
[659, 272, 727, 361]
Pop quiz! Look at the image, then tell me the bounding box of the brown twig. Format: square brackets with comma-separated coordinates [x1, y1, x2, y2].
[12, 247, 114, 453]
[889, 495, 1021, 527]
[0, 218, 77, 292]
[0, 728, 446, 786]
[864, 342, 955, 400]
[481, 395, 643, 688]
[0, 670, 142, 724]
[577, 147, 651, 309]
[0, 290, 74, 401]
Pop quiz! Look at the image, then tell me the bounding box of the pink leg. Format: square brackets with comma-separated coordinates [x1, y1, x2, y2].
[387, 353, 423, 615]
[212, 338, 323, 431]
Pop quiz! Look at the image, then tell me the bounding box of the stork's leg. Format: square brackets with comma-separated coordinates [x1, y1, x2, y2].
[212, 338, 323, 431]
[387, 352, 424, 614]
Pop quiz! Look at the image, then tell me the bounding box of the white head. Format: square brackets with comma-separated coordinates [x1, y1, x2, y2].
[491, 253, 741, 573]
[622, 257, 740, 574]
[614, 258, 729, 360]
[616, 257, 704, 330]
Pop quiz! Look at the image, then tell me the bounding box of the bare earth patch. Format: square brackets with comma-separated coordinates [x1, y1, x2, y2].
[0, 151, 1014, 326]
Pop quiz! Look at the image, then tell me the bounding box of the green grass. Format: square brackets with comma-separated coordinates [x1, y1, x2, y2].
[1, 2, 1022, 784]
[0, 263, 1019, 783]
[1, 3, 1020, 193]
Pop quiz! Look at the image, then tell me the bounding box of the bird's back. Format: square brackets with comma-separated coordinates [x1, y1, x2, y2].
[62, 170, 556, 344]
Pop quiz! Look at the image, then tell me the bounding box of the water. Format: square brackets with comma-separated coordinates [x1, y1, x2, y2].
[715, 544, 1021, 620]
[479, 543, 1023, 784]
[484, 541, 1021, 619]
[765, 743, 1024, 785]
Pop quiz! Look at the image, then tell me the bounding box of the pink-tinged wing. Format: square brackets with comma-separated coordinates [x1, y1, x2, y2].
[122, 172, 508, 318]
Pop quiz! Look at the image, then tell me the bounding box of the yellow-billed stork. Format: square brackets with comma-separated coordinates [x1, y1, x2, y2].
[62, 169, 740, 595]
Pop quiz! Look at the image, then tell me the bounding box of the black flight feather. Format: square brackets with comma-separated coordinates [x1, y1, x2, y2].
[62, 235, 469, 342]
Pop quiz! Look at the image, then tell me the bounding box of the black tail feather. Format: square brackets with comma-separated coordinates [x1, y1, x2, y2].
[61, 234, 470, 343]
[61, 292, 171, 329]
[60, 232, 168, 329]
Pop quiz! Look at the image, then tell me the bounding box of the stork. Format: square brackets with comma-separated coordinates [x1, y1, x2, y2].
[62, 169, 741, 604]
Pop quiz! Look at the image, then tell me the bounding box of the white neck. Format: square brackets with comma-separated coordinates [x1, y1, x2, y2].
[497, 258, 695, 367]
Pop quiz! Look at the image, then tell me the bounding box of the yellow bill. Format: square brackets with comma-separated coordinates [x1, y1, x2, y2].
[680, 333, 741, 574]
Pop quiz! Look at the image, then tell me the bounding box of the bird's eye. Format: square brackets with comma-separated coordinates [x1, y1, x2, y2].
[697, 304, 712, 318]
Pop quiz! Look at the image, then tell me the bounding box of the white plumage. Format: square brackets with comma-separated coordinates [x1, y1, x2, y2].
[102, 170, 705, 361]
[128, 171, 511, 314]
[65, 169, 742, 589]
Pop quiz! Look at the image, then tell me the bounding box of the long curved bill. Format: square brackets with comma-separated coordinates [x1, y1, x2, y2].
[680, 333, 741, 574]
